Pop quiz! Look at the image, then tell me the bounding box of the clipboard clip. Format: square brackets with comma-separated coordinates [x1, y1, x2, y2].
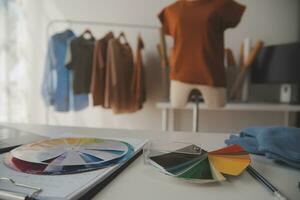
[0, 177, 42, 200]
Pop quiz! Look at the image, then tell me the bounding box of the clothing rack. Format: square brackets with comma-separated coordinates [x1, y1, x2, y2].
[45, 19, 160, 125]
[47, 19, 160, 36]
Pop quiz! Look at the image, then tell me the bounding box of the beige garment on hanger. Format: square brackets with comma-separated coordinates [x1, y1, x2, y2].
[104, 35, 134, 114]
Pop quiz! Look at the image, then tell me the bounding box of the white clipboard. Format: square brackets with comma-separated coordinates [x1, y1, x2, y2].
[0, 138, 146, 200]
[0, 177, 42, 200]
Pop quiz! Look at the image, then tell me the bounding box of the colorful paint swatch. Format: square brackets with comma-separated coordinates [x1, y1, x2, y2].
[148, 144, 250, 183]
[208, 145, 250, 176]
[5, 138, 134, 175]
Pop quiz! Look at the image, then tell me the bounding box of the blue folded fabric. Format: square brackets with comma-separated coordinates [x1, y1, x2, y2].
[225, 126, 300, 169]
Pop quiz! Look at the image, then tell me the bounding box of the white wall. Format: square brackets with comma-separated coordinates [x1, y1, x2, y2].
[23, 0, 300, 133]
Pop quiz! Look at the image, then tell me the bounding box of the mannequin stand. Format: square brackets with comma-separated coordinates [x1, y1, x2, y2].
[188, 89, 203, 133]
[170, 80, 226, 132]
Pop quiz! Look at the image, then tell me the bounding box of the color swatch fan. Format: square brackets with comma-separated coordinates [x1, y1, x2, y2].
[145, 142, 250, 183]
[5, 137, 134, 175]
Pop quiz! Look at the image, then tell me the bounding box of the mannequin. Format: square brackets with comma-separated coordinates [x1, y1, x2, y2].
[171, 80, 226, 108]
[158, 0, 246, 108]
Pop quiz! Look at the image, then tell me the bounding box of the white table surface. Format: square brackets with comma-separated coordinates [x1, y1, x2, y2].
[1, 123, 300, 200]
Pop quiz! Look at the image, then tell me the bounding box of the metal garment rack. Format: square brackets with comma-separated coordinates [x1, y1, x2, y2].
[47, 19, 160, 36]
[45, 19, 160, 125]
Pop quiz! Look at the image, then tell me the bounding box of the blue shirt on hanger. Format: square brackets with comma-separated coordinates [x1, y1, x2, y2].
[42, 29, 88, 112]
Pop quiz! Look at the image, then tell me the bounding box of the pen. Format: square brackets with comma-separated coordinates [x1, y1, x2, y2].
[247, 165, 287, 200]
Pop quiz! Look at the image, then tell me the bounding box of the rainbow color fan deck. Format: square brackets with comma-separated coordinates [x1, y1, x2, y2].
[148, 144, 251, 183]
[5, 137, 134, 175]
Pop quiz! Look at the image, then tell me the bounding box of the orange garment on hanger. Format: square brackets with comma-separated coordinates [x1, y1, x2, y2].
[158, 0, 246, 87]
[90, 32, 114, 106]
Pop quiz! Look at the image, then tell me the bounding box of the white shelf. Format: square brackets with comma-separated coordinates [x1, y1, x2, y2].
[156, 102, 300, 112]
[156, 102, 300, 131]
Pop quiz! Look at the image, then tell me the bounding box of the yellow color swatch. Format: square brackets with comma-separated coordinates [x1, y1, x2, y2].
[211, 154, 250, 161]
[208, 155, 250, 176]
[209, 160, 226, 181]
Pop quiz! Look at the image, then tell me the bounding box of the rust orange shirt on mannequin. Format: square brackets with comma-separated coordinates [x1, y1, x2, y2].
[159, 0, 246, 87]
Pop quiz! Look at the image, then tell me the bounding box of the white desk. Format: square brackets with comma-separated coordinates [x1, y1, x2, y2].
[156, 102, 300, 131]
[1, 123, 300, 200]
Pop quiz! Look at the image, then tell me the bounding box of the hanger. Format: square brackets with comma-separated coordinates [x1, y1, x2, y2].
[82, 28, 94, 39]
[118, 32, 129, 44]
[59, 20, 73, 35]
[105, 31, 114, 39]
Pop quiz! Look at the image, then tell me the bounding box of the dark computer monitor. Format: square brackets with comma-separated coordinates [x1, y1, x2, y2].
[251, 42, 300, 84]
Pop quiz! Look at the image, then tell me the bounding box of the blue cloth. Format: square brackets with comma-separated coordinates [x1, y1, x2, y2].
[225, 126, 300, 169]
[42, 30, 88, 112]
